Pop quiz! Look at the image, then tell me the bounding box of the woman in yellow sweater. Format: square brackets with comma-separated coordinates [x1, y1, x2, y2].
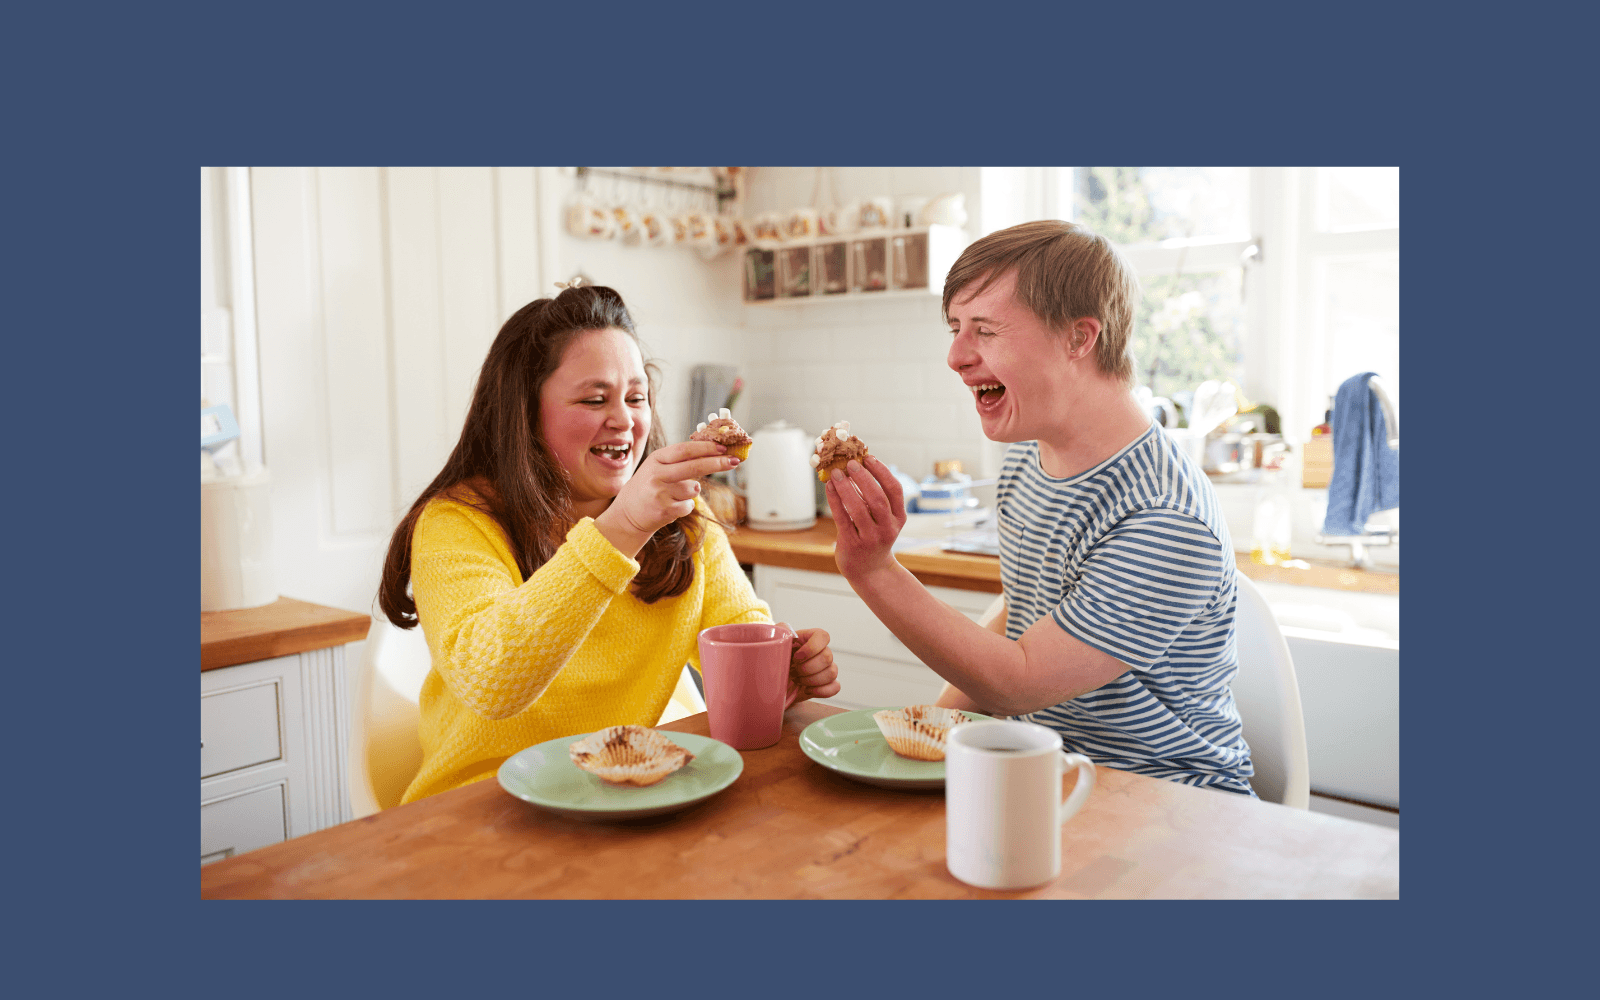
[377, 282, 839, 803]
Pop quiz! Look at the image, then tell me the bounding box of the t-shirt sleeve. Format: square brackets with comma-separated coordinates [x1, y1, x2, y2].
[1049, 505, 1229, 671]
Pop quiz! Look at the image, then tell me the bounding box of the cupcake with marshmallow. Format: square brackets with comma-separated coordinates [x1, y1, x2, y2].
[811, 420, 870, 482]
[690, 407, 753, 461]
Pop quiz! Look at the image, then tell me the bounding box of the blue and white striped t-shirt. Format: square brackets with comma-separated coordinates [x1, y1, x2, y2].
[997, 424, 1255, 796]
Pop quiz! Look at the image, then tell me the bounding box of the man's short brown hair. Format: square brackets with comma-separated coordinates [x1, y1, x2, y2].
[942, 220, 1140, 385]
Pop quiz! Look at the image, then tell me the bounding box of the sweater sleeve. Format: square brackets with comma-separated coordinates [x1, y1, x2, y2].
[410, 502, 640, 720]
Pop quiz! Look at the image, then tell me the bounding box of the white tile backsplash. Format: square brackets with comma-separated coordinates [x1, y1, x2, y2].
[731, 167, 994, 488]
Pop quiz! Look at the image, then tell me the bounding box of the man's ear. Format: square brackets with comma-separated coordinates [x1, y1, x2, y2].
[1070, 317, 1102, 360]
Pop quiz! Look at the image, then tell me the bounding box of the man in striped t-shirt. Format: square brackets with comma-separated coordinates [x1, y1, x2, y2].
[824, 220, 1254, 796]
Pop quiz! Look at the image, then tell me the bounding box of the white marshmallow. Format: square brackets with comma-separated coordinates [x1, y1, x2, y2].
[718, 407, 731, 420]
[707, 412, 718, 423]
[808, 453, 820, 467]
[696, 422, 707, 432]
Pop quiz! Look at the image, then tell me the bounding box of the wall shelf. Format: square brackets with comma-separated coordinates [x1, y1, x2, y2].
[742, 224, 966, 306]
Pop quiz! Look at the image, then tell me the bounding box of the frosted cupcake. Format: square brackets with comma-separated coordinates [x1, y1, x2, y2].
[810, 420, 869, 482]
[690, 408, 753, 461]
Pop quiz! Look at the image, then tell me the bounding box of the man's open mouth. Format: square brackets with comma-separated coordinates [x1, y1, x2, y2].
[971, 382, 1006, 405]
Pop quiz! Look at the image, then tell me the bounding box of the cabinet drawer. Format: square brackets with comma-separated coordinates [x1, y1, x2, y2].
[765, 577, 993, 662]
[200, 783, 287, 864]
[771, 583, 914, 661]
[201, 680, 283, 778]
[826, 651, 948, 711]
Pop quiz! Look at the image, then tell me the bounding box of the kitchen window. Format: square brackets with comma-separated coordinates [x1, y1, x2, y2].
[980, 166, 1400, 443]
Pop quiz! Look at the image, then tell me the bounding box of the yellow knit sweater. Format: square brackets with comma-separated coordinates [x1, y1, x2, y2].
[401, 497, 771, 803]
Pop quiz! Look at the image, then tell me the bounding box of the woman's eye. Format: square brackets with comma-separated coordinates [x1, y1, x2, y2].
[582, 398, 605, 406]
[627, 395, 647, 405]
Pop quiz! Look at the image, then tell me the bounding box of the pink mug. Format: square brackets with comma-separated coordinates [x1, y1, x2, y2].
[697, 623, 801, 750]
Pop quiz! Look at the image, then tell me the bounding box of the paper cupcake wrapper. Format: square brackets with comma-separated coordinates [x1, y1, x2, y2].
[872, 705, 971, 762]
[569, 725, 695, 787]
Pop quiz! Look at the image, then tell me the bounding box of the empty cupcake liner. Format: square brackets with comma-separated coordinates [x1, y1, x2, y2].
[872, 705, 971, 762]
[568, 725, 695, 787]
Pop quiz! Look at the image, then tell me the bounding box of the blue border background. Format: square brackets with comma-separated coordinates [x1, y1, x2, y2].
[13, 0, 1586, 994]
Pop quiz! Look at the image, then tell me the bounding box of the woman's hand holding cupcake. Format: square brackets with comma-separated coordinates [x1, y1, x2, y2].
[593, 441, 739, 558]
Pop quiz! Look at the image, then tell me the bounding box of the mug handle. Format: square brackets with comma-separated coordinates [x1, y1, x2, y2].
[1058, 752, 1096, 825]
[775, 623, 803, 707]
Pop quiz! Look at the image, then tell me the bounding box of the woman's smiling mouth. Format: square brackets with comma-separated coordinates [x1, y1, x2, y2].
[590, 443, 632, 468]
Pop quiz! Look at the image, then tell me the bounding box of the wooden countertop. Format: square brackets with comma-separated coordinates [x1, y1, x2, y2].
[1235, 556, 1398, 596]
[201, 597, 372, 671]
[200, 702, 1399, 899]
[729, 519, 1002, 593]
[728, 519, 1397, 596]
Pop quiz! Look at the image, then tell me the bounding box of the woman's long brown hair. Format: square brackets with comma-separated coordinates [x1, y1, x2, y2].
[377, 285, 707, 628]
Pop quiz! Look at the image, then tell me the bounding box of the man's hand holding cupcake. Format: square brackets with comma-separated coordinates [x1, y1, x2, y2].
[817, 420, 907, 582]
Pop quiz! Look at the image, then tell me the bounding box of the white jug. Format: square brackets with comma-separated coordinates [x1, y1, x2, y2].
[734, 420, 817, 532]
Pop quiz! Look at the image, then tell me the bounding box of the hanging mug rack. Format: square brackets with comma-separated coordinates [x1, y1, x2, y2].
[574, 167, 734, 215]
[567, 167, 745, 256]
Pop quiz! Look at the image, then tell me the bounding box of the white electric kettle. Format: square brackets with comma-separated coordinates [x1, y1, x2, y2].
[734, 420, 817, 531]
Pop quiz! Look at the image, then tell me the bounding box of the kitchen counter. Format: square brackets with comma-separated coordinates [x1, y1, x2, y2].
[728, 520, 1396, 596]
[201, 597, 371, 671]
[729, 519, 1002, 593]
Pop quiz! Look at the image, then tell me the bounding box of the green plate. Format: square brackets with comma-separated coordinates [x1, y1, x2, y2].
[497, 731, 743, 821]
[799, 708, 996, 790]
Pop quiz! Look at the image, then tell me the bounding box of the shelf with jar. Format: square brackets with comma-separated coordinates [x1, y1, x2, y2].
[742, 224, 968, 305]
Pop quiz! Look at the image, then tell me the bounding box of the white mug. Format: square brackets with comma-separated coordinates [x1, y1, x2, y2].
[945, 720, 1096, 890]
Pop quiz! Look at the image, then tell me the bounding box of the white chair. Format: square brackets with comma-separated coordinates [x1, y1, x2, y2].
[1230, 572, 1312, 808]
[348, 617, 432, 819]
[347, 615, 708, 818]
[972, 589, 1307, 806]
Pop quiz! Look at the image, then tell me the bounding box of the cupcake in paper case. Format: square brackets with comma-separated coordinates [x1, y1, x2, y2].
[872, 705, 972, 762]
[568, 725, 695, 787]
[811, 420, 869, 482]
[690, 408, 753, 461]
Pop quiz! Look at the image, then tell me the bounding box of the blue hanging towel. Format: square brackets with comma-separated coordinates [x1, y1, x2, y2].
[1321, 372, 1400, 536]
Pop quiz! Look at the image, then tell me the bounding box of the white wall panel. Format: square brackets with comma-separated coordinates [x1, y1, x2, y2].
[315, 167, 395, 538]
[495, 167, 541, 321]
[254, 167, 348, 607]
[386, 167, 451, 513]
[438, 168, 500, 431]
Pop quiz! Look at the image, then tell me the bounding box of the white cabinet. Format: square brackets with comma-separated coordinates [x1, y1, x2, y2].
[754, 564, 996, 710]
[199, 646, 352, 865]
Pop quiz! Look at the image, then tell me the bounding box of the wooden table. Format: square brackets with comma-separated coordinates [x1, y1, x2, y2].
[202, 703, 1398, 899]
